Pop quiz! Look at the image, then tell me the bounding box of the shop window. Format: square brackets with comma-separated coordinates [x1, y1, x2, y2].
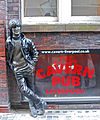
[21, 0, 100, 24]
[33, 52, 100, 102]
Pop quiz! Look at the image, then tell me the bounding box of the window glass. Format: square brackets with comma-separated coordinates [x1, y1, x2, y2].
[72, 0, 100, 16]
[24, 0, 57, 17]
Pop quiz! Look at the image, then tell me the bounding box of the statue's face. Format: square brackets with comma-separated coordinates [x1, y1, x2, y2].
[12, 26, 21, 35]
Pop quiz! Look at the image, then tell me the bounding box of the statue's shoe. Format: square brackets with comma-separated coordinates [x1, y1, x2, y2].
[29, 99, 37, 118]
[36, 100, 47, 115]
[30, 106, 37, 118]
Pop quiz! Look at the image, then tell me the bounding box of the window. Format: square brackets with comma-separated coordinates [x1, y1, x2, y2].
[21, 0, 100, 25]
[72, 0, 100, 16]
[21, 0, 57, 24]
[24, 0, 57, 17]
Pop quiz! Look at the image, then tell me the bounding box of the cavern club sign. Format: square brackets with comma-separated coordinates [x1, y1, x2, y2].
[35, 49, 100, 97]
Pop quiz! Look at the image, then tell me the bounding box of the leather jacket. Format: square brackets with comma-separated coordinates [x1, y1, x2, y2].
[5, 33, 39, 71]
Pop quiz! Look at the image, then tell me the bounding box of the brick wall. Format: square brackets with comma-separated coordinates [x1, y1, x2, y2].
[7, 0, 20, 25]
[25, 32, 100, 50]
[0, 0, 9, 112]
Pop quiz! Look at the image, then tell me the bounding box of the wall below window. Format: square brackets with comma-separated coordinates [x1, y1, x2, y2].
[24, 32, 100, 50]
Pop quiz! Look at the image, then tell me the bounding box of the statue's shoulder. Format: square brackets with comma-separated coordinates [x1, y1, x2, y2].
[21, 33, 34, 46]
[23, 36, 33, 44]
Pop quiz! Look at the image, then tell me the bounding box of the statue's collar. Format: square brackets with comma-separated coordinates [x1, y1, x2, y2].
[12, 33, 24, 40]
[12, 35, 20, 40]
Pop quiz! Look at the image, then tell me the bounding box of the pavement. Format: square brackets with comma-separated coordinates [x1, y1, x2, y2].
[0, 109, 100, 120]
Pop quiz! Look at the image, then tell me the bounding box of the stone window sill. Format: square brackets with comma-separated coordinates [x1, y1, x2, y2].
[22, 24, 100, 32]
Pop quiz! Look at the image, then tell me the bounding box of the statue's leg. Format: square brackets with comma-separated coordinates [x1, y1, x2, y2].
[14, 71, 40, 117]
[15, 71, 47, 115]
[24, 72, 37, 117]
[24, 71, 47, 115]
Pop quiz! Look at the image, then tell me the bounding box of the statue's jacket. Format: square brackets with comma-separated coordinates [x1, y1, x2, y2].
[5, 33, 38, 71]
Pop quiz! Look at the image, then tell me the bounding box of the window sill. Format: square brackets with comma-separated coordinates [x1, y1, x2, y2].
[22, 23, 100, 32]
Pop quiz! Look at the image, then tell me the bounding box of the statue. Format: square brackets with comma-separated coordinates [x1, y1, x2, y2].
[5, 19, 47, 117]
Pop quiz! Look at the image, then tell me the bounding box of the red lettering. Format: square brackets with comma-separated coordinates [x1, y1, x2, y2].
[64, 63, 73, 74]
[72, 76, 80, 86]
[36, 68, 46, 79]
[52, 77, 60, 87]
[73, 64, 83, 75]
[61, 76, 70, 86]
[81, 88, 85, 94]
[59, 56, 66, 62]
[76, 89, 81, 94]
[46, 89, 52, 94]
[66, 89, 70, 93]
[70, 89, 75, 94]
[83, 66, 95, 79]
[61, 89, 66, 94]
[52, 89, 57, 94]
[47, 65, 57, 77]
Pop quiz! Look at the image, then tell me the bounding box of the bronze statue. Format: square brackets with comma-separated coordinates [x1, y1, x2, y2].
[6, 19, 47, 117]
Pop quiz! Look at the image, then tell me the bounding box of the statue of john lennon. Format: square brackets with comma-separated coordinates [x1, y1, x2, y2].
[5, 19, 47, 117]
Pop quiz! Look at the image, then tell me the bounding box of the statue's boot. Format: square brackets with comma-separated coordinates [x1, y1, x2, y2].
[36, 100, 47, 115]
[28, 99, 37, 118]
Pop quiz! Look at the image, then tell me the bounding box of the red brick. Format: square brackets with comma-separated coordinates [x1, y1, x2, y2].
[0, 81, 7, 84]
[0, 52, 5, 56]
[0, 44, 5, 47]
[0, 57, 6, 62]
[0, 20, 5, 24]
[0, 61, 6, 66]
[41, 37, 52, 42]
[0, 48, 5, 52]
[0, 29, 4, 33]
[0, 34, 5, 38]
[0, 66, 6, 70]
[0, 79, 7, 83]
[0, 38, 5, 41]
[0, 74, 7, 79]
[0, 83, 7, 88]
[0, 93, 7, 97]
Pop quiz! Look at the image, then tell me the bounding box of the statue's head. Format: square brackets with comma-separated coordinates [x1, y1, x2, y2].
[9, 19, 21, 36]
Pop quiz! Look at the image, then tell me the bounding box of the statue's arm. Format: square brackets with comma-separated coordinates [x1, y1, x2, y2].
[5, 38, 10, 64]
[5, 37, 14, 70]
[32, 41, 39, 63]
[28, 39, 39, 66]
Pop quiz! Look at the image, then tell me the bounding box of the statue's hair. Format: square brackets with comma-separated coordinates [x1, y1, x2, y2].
[9, 19, 21, 29]
[9, 19, 21, 40]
